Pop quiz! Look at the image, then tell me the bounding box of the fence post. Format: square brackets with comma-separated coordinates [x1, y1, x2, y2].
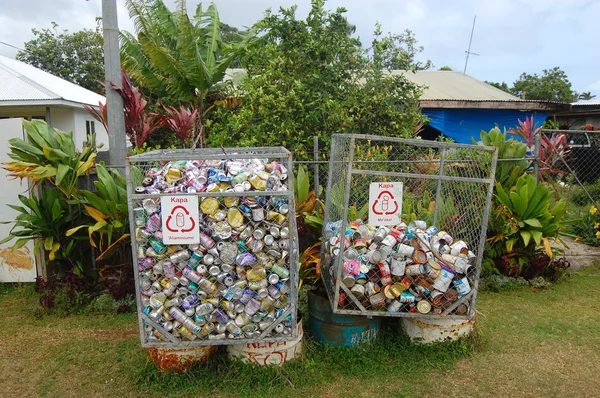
[534, 130, 541, 182]
[313, 136, 320, 206]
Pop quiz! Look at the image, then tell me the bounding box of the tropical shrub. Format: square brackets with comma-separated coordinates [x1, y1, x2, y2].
[487, 174, 566, 277]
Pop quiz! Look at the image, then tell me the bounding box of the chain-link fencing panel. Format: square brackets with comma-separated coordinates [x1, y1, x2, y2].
[126, 148, 299, 347]
[320, 134, 497, 319]
[539, 130, 600, 255]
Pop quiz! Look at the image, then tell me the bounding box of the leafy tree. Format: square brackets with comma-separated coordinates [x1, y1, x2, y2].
[439, 66, 453, 71]
[208, 0, 426, 159]
[371, 25, 433, 71]
[120, 0, 250, 147]
[512, 67, 575, 102]
[486, 81, 512, 94]
[16, 22, 104, 92]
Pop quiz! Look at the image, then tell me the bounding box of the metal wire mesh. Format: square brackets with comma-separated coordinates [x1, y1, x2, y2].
[320, 134, 497, 319]
[126, 148, 299, 347]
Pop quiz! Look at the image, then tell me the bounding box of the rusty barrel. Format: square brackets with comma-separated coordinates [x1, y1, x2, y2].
[227, 319, 303, 366]
[400, 317, 474, 343]
[146, 345, 216, 373]
[308, 290, 380, 346]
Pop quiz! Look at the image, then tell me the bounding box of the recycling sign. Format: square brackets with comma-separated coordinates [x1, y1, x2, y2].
[368, 182, 403, 226]
[160, 195, 200, 244]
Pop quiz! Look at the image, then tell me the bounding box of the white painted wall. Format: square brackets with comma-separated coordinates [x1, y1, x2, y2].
[0, 118, 37, 282]
[73, 107, 109, 151]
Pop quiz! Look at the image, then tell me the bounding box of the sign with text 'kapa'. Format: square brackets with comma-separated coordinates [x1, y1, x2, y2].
[368, 182, 403, 226]
[160, 195, 200, 244]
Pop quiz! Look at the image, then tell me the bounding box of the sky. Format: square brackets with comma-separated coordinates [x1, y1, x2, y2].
[0, 0, 598, 97]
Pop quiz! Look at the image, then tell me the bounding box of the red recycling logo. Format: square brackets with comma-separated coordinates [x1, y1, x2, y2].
[165, 206, 196, 233]
[371, 191, 398, 215]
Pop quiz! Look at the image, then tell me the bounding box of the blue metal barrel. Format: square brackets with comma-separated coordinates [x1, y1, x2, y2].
[307, 290, 381, 346]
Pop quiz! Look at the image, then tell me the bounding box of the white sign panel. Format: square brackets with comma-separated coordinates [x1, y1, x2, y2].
[0, 119, 37, 282]
[368, 182, 403, 226]
[160, 195, 200, 244]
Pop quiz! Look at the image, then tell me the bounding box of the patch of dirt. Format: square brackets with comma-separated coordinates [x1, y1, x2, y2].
[552, 236, 600, 270]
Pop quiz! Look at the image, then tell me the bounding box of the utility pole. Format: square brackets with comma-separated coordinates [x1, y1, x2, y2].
[463, 15, 479, 74]
[102, 0, 126, 174]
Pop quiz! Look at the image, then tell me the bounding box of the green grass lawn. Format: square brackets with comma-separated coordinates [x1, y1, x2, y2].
[1, 264, 600, 398]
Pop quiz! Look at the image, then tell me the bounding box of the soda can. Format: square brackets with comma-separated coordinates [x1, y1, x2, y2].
[373, 226, 390, 243]
[170, 250, 190, 264]
[356, 273, 368, 285]
[133, 208, 147, 227]
[244, 299, 261, 316]
[268, 273, 280, 285]
[381, 235, 397, 247]
[271, 264, 289, 279]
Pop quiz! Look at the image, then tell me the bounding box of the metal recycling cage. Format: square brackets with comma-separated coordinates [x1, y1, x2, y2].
[320, 134, 498, 320]
[126, 147, 299, 348]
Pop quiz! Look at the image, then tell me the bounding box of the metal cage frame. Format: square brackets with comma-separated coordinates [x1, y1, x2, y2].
[320, 134, 498, 320]
[126, 147, 299, 347]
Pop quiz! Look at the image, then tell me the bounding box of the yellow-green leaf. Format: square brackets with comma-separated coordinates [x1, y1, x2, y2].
[66, 225, 87, 236]
[44, 236, 53, 251]
[84, 205, 108, 223]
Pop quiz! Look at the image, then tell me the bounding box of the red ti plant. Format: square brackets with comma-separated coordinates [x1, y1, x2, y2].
[509, 115, 570, 175]
[83, 101, 108, 133]
[84, 69, 161, 147]
[157, 105, 198, 143]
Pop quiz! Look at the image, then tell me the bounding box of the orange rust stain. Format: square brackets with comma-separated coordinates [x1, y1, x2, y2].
[0, 246, 33, 271]
[146, 346, 215, 373]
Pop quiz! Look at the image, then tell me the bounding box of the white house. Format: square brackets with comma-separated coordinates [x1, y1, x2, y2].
[0, 55, 109, 150]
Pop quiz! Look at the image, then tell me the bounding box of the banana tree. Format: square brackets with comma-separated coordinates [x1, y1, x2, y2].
[120, 0, 251, 147]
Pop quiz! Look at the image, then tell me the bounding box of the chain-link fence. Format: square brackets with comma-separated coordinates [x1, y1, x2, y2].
[317, 134, 497, 319]
[126, 148, 299, 347]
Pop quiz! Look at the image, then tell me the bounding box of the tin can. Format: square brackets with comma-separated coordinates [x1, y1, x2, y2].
[390, 282, 408, 297]
[399, 291, 416, 303]
[387, 300, 402, 313]
[405, 263, 424, 276]
[453, 256, 471, 274]
[344, 260, 361, 276]
[364, 281, 379, 297]
[342, 274, 356, 288]
[410, 220, 427, 230]
[350, 284, 365, 299]
[382, 284, 396, 299]
[430, 290, 446, 306]
[416, 300, 432, 314]
[456, 303, 469, 315]
[432, 265, 456, 293]
[412, 250, 428, 264]
[454, 276, 472, 295]
[396, 243, 415, 258]
[450, 240, 469, 256]
[369, 292, 386, 308]
[390, 259, 406, 276]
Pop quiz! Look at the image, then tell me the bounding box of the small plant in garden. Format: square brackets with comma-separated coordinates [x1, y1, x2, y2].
[488, 174, 567, 277]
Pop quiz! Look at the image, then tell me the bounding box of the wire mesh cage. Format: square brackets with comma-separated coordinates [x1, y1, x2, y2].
[125, 147, 299, 347]
[320, 134, 498, 319]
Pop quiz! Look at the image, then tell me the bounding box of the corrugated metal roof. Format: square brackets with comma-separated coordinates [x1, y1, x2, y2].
[390, 70, 522, 101]
[0, 55, 105, 106]
[572, 99, 600, 106]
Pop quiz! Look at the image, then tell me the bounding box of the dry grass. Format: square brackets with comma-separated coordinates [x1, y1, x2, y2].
[1, 264, 599, 398]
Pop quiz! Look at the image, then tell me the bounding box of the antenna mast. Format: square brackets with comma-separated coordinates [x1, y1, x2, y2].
[463, 15, 479, 74]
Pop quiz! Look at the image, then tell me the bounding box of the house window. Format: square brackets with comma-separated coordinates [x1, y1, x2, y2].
[86, 120, 96, 136]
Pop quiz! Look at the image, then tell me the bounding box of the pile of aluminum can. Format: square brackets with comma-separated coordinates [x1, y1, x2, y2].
[133, 159, 289, 194]
[324, 220, 475, 315]
[134, 159, 294, 342]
